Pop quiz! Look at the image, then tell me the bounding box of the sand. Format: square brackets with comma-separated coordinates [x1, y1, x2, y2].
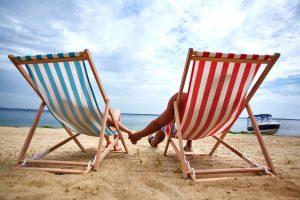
[0, 126, 299, 200]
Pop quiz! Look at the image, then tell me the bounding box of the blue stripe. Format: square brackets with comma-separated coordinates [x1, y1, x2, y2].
[26, 65, 37, 85]
[81, 61, 115, 135]
[63, 61, 100, 135]
[46, 54, 53, 59]
[32, 64, 57, 113]
[22, 55, 114, 136]
[36, 55, 43, 60]
[74, 61, 105, 130]
[27, 64, 70, 131]
[42, 63, 89, 134]
[53, 62, 91, 133]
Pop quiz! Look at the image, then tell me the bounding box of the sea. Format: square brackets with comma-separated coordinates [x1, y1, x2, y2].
[0, 108, 299, 136]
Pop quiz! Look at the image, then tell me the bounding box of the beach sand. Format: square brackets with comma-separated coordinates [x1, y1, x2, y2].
[0, 126, 299, 200]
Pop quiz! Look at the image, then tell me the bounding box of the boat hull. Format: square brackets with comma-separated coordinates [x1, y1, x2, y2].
[247, 124, 280, 135]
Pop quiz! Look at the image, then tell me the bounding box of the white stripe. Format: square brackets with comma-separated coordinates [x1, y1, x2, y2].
[37, 64, 70, 125]
[202, 62, 235, 136]
[210, 52, 216, 57]
[182, 61, 211, 138]
[27, 64, 71, 128]
[48, 63, 89, 134]
[222, 53, 228, 58]
[181, 61, 199, 128]
[246, 55, 252, 59]
[58, 62, 94, 135]
[218, 63, 258, 133]
[82, 65, 103, 124]
[197, 52, 203, 56]
[212, 62, 247, 131]
[68, 62, 103, 133]
[190, 61, 223, 139]
[234, 54, 241, 58]
[38, 64, 64, 116]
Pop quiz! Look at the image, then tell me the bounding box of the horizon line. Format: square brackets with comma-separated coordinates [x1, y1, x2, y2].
[0, 106, 160, 116]
[1, 107, 300, 121]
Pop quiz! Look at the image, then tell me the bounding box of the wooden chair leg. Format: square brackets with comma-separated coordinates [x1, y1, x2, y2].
[173, 102, 189, 178]
[118, 132, 129, 154]
[209, 132, 228, 155]
[63, 126, 86, 152]
[94, 102, 110, 171]
[163, 134, 171, 156]
[246, 103, 276, 174]
[32, 133, 81, 160]
[17, 102, 45, 163]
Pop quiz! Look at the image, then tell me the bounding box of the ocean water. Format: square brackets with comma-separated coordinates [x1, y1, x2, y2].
[0, 108, 299, 136]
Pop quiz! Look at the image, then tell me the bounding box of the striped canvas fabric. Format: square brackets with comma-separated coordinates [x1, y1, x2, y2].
[15, 52, 115, 136]
[179, 51, 270, 140]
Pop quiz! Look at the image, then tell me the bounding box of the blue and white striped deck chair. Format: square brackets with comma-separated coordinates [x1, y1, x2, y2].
[8, 49, 129, 174]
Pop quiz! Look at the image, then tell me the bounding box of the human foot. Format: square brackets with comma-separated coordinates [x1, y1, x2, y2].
[148, 135, 158, 148]
[184, 145, 193, 152]
[113, 143, 122, 151]
[106, 141, 111, 148]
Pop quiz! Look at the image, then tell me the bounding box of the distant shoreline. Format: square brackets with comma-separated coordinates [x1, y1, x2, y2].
[0, 107, 160, 117]
[0, 107, 299, 120]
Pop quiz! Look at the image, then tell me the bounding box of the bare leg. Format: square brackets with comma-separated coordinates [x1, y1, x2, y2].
[149, 130, 166, 147]
[107, 109, 123, 151]
[184, 140, 193, 152]
[107, 109, 132, 135]
[129, 93, 178, 144]
[105, 135, 111, 148]
[129, 93, 192, 150]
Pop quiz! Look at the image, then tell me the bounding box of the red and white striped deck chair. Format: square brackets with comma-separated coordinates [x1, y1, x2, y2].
[163, 48, 280, 181]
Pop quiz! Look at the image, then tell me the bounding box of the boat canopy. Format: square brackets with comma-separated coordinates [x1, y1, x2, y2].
[247, 114, 273, 126]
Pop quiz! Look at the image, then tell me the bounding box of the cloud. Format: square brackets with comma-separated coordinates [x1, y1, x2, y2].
[0, 0, 299, 117]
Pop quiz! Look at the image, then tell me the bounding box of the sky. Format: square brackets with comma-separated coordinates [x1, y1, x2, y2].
[0, 0, 299, 118]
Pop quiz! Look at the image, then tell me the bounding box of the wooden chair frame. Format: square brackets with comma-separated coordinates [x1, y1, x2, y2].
[163, 48, 280, 181]
[8, 49, 129, 174]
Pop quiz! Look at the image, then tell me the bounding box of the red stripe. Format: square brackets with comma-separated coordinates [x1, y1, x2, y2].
[204, 61, 244, 137]
[216, 52, 222, 57]
[252, 55, 259, 60]
[203, 52, 210, 57]
[196, 52, 270, 60]
[212, 62, 240, 129]
[220, 63, 262, 134]
[254, 64, 260, 75]
[185, 60, 218, 139]
[181, 61, 205, 134]
[214, 63, 253, 134]
[180, 61, 196, 121]
[180, 51, 270, 139]
[197, 61, 229, 138]
[196, 53, 235, 137]
[228, 63, 252, 117]
[187, 61, 196, 96]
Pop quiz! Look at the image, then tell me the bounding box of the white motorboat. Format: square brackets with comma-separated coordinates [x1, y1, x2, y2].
[247, 114, 280, 135]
